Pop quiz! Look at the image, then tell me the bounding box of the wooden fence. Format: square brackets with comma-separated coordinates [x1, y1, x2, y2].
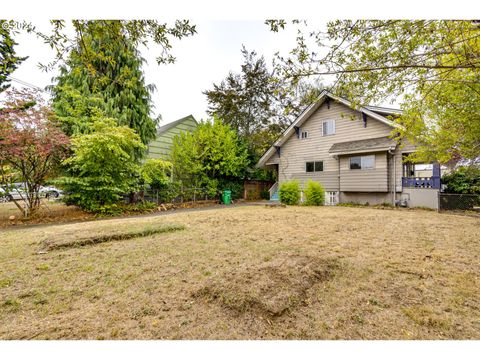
[243, 180, 274, 200]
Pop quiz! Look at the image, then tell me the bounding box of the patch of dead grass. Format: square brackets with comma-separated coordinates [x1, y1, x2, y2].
[194, 255, 341, 317]
[39, 223, 186, 252]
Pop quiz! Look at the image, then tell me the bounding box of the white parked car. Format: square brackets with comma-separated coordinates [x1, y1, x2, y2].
[39, 185, 63, 199]
[0, 185, 27, 202]
[0, 184, 63, 202]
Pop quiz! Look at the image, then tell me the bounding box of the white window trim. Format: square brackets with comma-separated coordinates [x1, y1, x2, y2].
[349, 155, 376, 170]
[300, 131, 309, 139]
[322, 119, 336, 136]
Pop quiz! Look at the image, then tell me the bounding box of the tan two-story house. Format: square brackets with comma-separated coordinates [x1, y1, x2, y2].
[256, 90, 441, 208]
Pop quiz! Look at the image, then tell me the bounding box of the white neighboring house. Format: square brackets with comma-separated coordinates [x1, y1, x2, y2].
[256, 90, 441, 209]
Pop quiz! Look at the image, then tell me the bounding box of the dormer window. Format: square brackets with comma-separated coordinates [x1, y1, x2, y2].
[301, 131, 308, 139]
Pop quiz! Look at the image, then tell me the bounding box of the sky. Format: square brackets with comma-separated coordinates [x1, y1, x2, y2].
[9, 20, 327, 126]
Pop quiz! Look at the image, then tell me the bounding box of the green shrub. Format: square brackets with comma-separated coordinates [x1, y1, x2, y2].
[442, 166, 480, 194]
[304, 180, 325, 206]
[141, 159, 172, 191]
[260, 189, 270, 200]
[218, 179, 244, 199]
[57, 119, 146, 214]
[279, 180, 300, 205]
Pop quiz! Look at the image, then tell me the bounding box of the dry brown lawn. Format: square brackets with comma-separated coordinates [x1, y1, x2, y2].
[0, 205, 479, 339]
[0, 201, 93, 228]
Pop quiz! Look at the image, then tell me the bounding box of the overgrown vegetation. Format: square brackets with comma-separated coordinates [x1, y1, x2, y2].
[171, 118, 249, 198]
[279, 180, 301, 205]
[442, 166, 480, 194]
[57, 119, 146, 215]
[303, 180, 325, 206]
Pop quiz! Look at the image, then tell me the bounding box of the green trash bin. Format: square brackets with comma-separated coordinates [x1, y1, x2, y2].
[222, 189, 232, 205]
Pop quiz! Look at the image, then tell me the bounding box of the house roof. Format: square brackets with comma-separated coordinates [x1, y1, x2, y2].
[329, 136, 397, 156]
[156, 115, 197, 136]
[365, 105, 402, 116]
[256, 90, 402, 168]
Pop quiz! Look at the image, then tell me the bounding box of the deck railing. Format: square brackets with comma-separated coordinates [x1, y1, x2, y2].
[268, 182, 279, 200]
[402, 176, 441, 189]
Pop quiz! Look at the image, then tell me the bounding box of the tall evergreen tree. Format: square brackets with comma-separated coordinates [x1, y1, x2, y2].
[51, 20, 157, 144]
[0, 21, 27, 92]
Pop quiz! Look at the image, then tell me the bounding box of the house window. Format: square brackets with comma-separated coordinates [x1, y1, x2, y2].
[349, 155, 375, 170]
[325, 191, 339, 206]
[322, 120, 335, 136]
[306, 161, 324, 172]
[301, 131, 308, 139]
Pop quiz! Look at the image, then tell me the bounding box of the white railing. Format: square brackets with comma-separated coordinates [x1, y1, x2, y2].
[268, 182, 279, 200]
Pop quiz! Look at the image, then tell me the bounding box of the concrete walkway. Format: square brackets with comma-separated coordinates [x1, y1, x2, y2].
[1, 201, 271, 232]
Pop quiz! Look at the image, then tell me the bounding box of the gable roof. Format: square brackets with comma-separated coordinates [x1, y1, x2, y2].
[156, 114, 197, 136]
[256, 90, 401, 168]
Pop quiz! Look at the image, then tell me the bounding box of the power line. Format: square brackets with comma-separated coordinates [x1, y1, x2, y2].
[6, 76, 46, 92]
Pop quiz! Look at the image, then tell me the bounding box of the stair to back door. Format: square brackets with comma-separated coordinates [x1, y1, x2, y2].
[270, 191, 279, 201]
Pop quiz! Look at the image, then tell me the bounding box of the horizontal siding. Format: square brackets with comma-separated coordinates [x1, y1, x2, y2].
[339, 153, 389, 192]
[147, 118, 197, 159]
[280, 170, 339, 191]
[277, 100, 395, 192]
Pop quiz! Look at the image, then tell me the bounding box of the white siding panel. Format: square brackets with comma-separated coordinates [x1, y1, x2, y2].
[277, 100, 395, 192]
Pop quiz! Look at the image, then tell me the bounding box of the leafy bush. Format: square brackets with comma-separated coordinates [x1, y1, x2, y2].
[260, 189, 270, 200]
[279, 180, 300, 205]
[442, 166, 480, 194]
[303, 180, 325, 206]
[141, 158, 172, 190]
[171, 118, 249, 198]
[57, 119, 146, 214]
[218, 179, 244, 200]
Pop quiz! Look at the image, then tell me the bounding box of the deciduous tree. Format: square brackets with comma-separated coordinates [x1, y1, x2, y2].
[268, 20, 480, 164]
[57, 118, 146, 214]
[170, 118, 249, 196]
[204, 46, 322, 160]
[0, 88, 69, 217]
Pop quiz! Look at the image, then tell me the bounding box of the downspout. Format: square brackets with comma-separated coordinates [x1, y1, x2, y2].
[388, 146, 396, 206]
[337, 155, 340, 197]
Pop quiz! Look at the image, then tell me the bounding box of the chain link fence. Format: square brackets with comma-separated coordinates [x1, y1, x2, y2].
[438, 193, 480, 212]
[132, 187, 220, 205]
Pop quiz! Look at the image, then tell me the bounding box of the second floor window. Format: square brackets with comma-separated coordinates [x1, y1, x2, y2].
[301, 131, 308, 139]
[349, 155, 375, 170]
[306, 161, 324, 172]
[322, 120, 335, 136]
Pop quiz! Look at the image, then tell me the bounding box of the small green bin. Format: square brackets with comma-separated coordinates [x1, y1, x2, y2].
[222, 189, 232, 205]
